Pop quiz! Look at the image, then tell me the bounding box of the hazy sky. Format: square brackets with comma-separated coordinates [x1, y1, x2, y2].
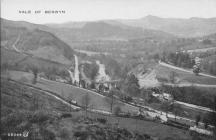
[1, 0, 216, 24]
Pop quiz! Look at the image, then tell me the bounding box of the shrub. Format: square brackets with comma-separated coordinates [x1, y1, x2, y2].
[154, 116, 161, 122]
[113, 106, 122, 116]
[1, 110, 32, 133]
[124, 96, 133, 103]
[60, 113, 72, 118]
[96, 118, 107, 124]
[40, 128, 56, 140]
[2, 112, 25, 127]
[29, 111, 50, 124]
[73, 131, 89, 139]
[58, 128, 70, 139]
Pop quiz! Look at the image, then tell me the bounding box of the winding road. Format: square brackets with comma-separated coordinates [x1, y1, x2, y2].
[12, 35, 21, 53]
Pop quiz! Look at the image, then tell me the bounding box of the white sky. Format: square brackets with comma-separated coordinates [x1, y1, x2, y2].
[1, 0, 216, 24]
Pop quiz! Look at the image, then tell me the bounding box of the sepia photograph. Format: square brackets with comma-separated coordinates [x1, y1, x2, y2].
[1, 0, 216, 139]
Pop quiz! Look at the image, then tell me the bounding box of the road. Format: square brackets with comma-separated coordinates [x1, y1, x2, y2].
[12, 35, 22, 53]
[187, 47, 216, 53]
[74, 49, 110, 56]
[9, 79, 80, 110]
[164, 83, 216, 88]
[174, 100, 216, 113]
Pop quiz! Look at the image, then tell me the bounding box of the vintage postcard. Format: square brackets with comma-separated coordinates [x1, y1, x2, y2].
[1, 0, 216, 139]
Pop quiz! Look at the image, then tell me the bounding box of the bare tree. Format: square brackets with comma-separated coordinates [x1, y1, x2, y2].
[1, 62, 9, 72]
[29, 65, 39, 84]
[1, 62, 11, 80]
[195, 114, 201, 126]
[172, 104, 183, 121]
[81, 93, 91, 118]
[160, 101, 172, 117]
[169, 71, 178, 84]
[104, 90, 117, 113]
[113, 106, 121, 116]
[31, 95, 39, 111]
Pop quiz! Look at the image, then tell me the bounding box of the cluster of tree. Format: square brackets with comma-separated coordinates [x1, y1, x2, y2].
[121, 74, 140, 97]
[24, 64, 69, 84]
[41, 66, 69, 80]
[191, 50, 216, 59]
[83, 62, 99, 80]
[159, 101, 183, 120]
[28, 64, 39, 84]
[81, 93, 92, 118]
[193, 65, 201, 75]
[202, 57, 216, 76]
[102, 57, 122, 79]
[165, 52, 195, 68]
[162, 85, 216, 109]
[202, 39, 212, 45]
[202, 112, 216, 129]
[107, 87, 133, 103]
[195, 97, 216, 136]
[169, 71, 179, 84]
[104, 89, 118, 113]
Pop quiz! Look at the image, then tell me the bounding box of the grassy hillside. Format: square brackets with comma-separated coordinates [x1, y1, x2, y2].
[2, 77, 211, 140]
[1, 18, 74, 65]
[1, 78, 72, 139]
[6, 70, 137, 113]
[118, 15, 216, 37]
[155, 64, 216, 85]
[1, 48, 69, 72]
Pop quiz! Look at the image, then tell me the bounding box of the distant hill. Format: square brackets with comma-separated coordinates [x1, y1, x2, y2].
[46, 21, 86, 29]
[117, 15, 216, 37]
[46, 15, 216, 38]
[2, 17, 216, 67]
[46, 19, 135, 30]
[47, 21, 175, 42]
[47, 20, 216, 61]
[1, 18, 74, 65]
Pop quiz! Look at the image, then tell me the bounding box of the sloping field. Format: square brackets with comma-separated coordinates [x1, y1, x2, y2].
[7, 70, 138, 113]
[155, 64, 216, 85]
[74, 111, 192, 140]
[1, 48, 69, 70]
[1, 78, 198, 140]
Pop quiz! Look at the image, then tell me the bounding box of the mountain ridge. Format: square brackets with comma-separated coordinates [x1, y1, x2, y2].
[118, 15, 216, 37]
[44, 15, 216, 37]
[1, 18, 75, 65]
